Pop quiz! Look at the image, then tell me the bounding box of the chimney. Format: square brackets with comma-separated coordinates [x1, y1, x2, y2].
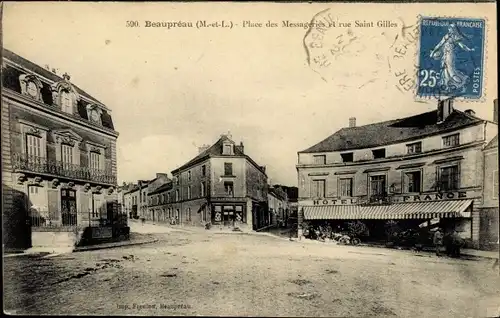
[349, 117, 356, 128]
[45, 64, 50, 70]
[437, 98, 454, 123]
[51, 68, 57, 74]
[62, 72, 71, 81]
[236, 141, 244, 154]
[494, 99, 498, 124]
[464, 109, 476, 116]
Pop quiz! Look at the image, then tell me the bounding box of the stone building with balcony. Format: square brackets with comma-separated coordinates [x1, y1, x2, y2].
[2, 49, 120, 251]
[147, 133, 269, 231]
[296, 99, 498, 248]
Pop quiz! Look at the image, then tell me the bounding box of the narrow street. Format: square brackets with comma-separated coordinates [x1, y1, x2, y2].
[4, 224, 499, 317]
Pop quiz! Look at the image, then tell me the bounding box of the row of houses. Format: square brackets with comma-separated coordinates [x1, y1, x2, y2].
[2, 49, 123, 251]
[296, 99, 499, 250]
[118, 134, 297, 232]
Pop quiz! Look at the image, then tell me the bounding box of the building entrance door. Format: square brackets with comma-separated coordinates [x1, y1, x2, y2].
[222, 205, 235, 226]
[61, 189, 77, 226]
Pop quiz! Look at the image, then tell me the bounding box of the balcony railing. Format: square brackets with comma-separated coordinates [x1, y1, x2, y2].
[30, 210, 127, 229]
[12, 153, 116, 185]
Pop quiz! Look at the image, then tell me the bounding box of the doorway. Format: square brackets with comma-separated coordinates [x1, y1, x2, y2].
[61, 189, 77, 226]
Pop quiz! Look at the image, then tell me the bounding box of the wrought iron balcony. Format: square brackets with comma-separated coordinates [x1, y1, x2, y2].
[12, 153, 117, 185]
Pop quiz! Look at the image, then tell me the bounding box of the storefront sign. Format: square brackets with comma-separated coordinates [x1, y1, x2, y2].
[300, 191, 471, 206]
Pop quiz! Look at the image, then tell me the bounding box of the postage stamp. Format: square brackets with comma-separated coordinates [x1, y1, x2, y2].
[416, 17, 485, 99]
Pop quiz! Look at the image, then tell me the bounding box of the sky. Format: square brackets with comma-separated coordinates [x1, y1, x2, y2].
[3, 2, 497, 186]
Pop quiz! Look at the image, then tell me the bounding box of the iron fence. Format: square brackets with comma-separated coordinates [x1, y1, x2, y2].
[12, 153, 117, 185]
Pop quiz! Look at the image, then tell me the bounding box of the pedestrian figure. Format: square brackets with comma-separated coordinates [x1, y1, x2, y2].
[433, 228, 444, 256]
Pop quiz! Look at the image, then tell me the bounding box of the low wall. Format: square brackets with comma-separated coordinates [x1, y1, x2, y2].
[30, 229, 85, 253]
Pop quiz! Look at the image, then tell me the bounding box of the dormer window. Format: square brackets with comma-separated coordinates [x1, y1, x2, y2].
[19, 74, 43, 101]
[341, 152, 353, 163]
[222, 141, 233, 155]
[61, 91, 72, 114]
[86, 104, 103, 125]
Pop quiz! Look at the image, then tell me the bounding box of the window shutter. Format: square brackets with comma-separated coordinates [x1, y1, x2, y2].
[80, 193, 90, 221]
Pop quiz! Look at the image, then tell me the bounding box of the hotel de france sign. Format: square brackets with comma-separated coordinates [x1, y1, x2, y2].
[301, 191, 476, 206]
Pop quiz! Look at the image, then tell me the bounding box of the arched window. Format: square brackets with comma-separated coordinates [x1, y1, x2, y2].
[60, 91, 72, 114]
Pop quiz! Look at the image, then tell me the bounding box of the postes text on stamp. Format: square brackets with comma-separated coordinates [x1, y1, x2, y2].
[417, 17, 485, 99]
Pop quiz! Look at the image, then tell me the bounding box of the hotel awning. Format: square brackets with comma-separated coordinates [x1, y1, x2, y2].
[303, 199, 473, 220]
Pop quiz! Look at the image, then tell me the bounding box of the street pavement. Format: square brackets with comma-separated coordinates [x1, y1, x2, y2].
[3, 224, 500, 317]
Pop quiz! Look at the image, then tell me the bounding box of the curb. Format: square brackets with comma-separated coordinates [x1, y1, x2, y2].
[73, 238, 159, 252]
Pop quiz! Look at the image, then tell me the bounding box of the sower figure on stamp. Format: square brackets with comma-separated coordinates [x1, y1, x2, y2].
[429, 24, 475, 94]
[433, 228, 444, 256]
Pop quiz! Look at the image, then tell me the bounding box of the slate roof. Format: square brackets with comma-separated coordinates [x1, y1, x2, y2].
[300, 109, 485, 153]
[2, 48, 115, 130]
[148, 182, 173, 196]
[172, 135, 266, 175]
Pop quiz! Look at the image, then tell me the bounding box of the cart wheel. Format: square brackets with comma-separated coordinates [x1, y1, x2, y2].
[352, 238, 361, 245]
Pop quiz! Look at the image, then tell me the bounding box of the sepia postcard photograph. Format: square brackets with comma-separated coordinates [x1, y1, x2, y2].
[1, 1, 499, 317]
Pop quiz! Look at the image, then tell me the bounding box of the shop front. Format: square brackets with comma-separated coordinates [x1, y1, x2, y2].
[300, 191, 476, 245]
[211, 198, 247, 227]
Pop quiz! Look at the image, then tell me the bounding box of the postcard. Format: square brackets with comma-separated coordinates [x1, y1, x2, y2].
[1, 1, 498, 317]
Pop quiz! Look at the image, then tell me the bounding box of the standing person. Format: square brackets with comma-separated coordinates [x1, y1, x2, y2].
[433, 228, 444, 256]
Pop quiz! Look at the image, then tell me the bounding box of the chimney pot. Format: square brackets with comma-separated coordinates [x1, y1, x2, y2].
[349, 117, 356, 128]
[437, 98, 454, 123]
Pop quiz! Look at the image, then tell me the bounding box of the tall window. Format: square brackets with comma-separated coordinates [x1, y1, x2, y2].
[90, 151, 100, 171]
[186, 208, 191, 222]
[223, 144, 232, 155]
[405, 171, 422, 193]
[439, 165, 459, 191]
[443, 134, 460, 147]
[224, 163, 233, 176]
[407, 142, 422, 154]
[224, 181, 234, 196]
[339, 178, 353, 197]
[187, 186, 192, 199]
[167, 192, 170, 203]
[201, 181, 206, 197]
[313, 155, 326, 165]
[28, 186, 46, 211]
[61, 144, 73, 166]
[201, 165, 206, 176]
[188, 171, 191, 181]
[60, 91, 72, 114]
[370, 175, 386, 196]
[175, 189, 179, 201]
[26, 134, 42, 158]
[311, 179, 326, 198]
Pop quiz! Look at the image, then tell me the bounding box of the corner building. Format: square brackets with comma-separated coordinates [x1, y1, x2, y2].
[2, 49, 119, 250]
[148, 134, 269, 231]
[296, 99, 498, 248]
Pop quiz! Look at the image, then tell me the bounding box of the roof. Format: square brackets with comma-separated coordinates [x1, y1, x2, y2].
[300, 109, 485, 153]
[2, 48, 115, 130]
[3, 48, 105, 106]
[148, 182, 173, 196]
[485, 135, 498, 150]
[172, 135, 266, 175]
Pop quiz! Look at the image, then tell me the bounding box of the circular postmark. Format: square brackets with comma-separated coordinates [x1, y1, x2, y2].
[303, 9, 400, 89]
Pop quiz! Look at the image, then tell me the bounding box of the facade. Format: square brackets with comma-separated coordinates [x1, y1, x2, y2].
[146, 133, 268, 230]
[296, 99, 498, 248]
[122, 180, 149, 219]
[479, 132, 499, 250]
[268, 186, 290, 226]
[2, 49, 120, 250]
